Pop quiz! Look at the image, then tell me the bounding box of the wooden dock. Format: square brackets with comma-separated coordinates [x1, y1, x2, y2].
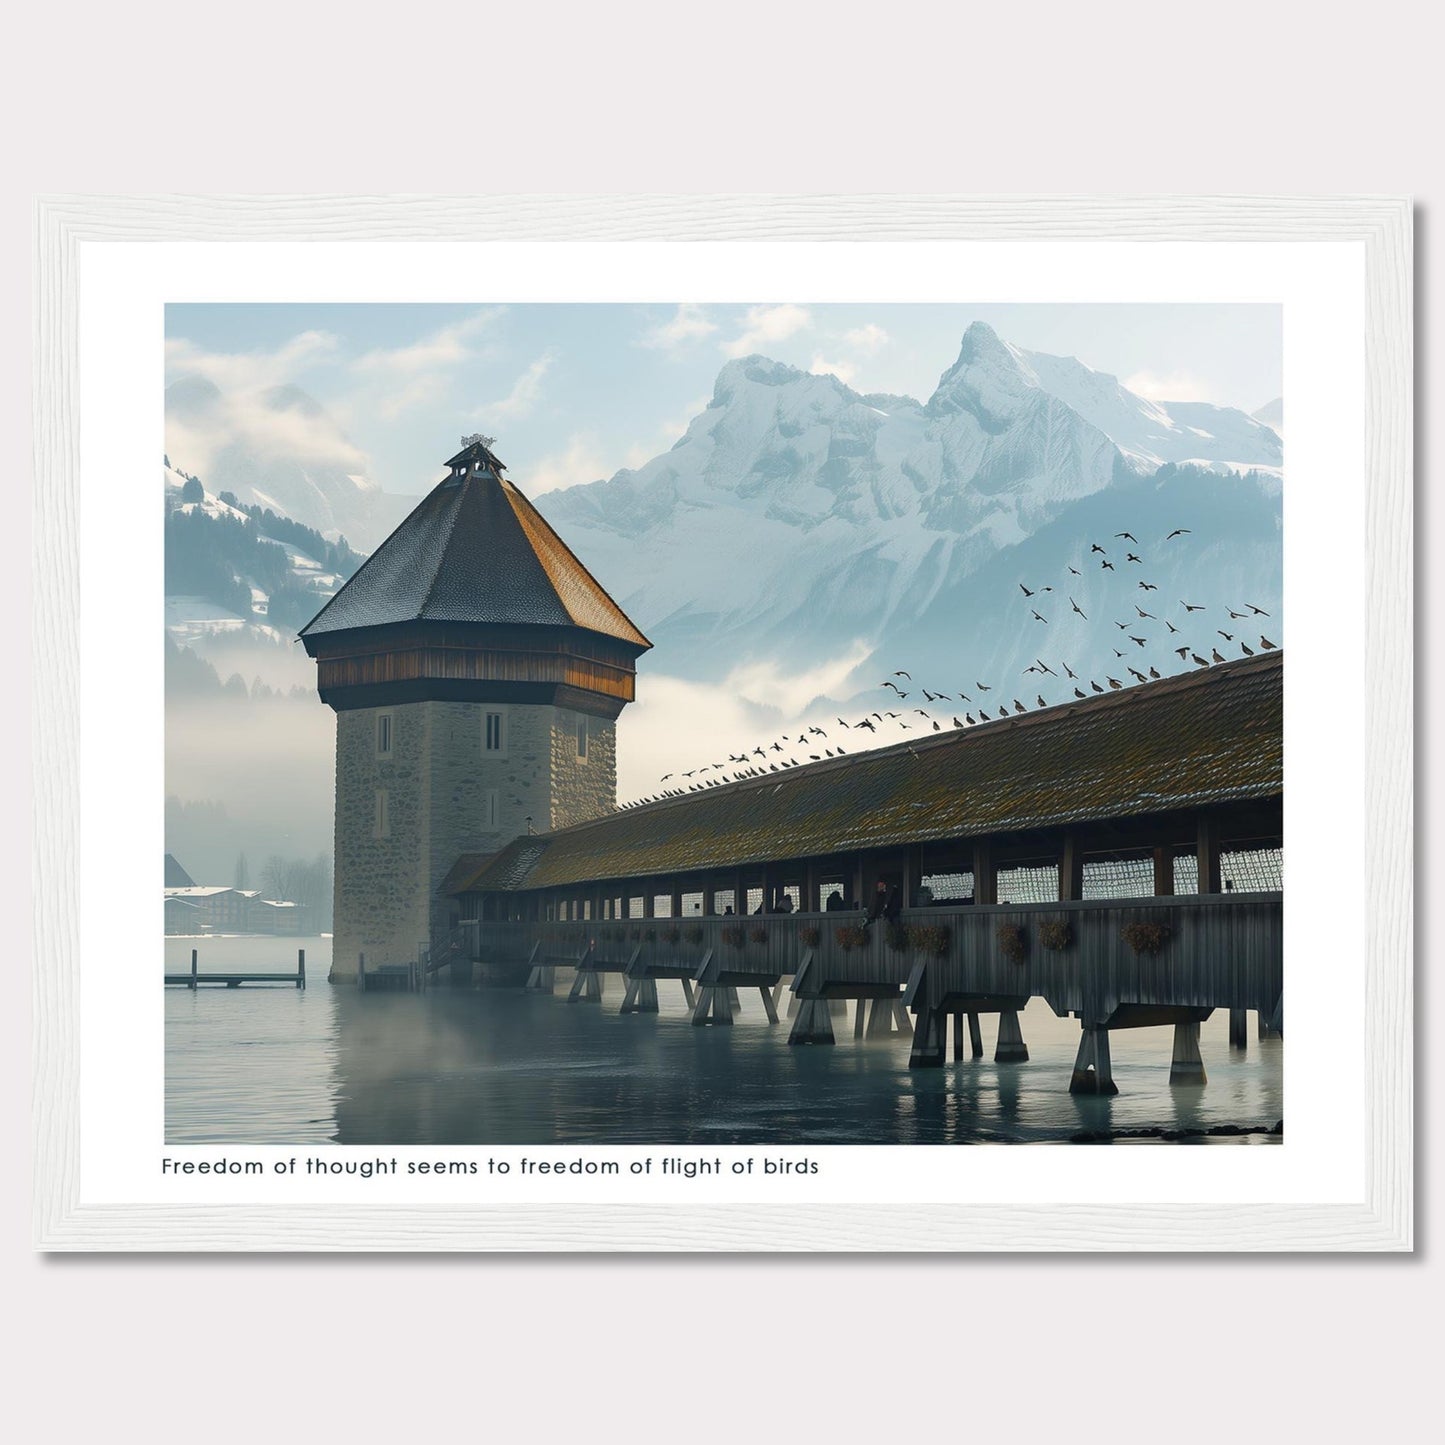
[165, 948, 307, 989]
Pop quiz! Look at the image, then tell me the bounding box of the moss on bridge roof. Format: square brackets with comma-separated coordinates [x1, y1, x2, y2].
[449, 650, 1283, 895]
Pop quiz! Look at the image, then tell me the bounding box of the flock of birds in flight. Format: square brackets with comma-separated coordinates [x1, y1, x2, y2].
[619, 526, 1279, 809]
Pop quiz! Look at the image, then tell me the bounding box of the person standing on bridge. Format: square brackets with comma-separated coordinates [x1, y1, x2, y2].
[863, 880, 889, 933]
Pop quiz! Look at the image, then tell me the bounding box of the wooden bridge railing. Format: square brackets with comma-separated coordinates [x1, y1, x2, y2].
[469, 893, 1282, 1020]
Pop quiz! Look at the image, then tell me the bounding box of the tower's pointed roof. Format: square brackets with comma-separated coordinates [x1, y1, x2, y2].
[299, 438, 650, 650]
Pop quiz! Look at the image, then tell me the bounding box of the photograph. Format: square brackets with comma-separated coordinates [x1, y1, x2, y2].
[162, 299, 1286, 1149]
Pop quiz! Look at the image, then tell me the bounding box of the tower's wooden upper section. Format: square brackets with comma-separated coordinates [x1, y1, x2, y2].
[299, 438, 651, 714]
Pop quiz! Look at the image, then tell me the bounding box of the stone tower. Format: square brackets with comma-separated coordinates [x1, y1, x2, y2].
[300, 437, 651, 981]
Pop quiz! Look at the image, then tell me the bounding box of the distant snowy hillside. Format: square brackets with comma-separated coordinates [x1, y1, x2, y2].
[164, 463, 363, 693]
[1252, 397, 1284, 437]
[165, 376, 418, 550]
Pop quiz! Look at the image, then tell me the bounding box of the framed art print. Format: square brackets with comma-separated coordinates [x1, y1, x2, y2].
[31, 194, 1412, 1250]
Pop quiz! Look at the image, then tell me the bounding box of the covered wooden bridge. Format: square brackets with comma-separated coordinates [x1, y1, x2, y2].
[443, 651, 1283, 1094]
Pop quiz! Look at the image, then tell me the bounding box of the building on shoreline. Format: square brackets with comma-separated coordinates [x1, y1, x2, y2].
[162, 875, 310, 936]
[299, 436, 651, 980]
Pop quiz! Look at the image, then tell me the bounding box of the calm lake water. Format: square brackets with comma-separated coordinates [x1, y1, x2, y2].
[165, 935, 1282, 1146]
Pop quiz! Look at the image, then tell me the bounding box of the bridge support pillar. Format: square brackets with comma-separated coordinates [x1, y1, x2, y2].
[758, 986, 779, 1024]
[619, 976, 659, 1015]
[1069, 1025, 1118, 1095]
[968, 1011, 984, 1060]
[524, 964, 556, 994]
[850, 997, 910, 1039]
[952, 1011, 964, 1060]
[567, 968, 603, 1002]
[788, 996, 835, 1045]
[691, 985, 734, 1026]
[994, 1008, 1029, 1062]
[1228, 1008, 1248, 1049]
[908, 1007, 947, 1069]
[1169, 1021, 1207, 1087]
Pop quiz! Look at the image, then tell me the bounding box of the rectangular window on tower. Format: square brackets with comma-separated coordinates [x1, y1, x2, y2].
[376, 712, 393, 758]
[374, 789, 390, 840]
[480, 789, 499, 829]
[484, 710, 507, 755]
[576, 714, 588, 760]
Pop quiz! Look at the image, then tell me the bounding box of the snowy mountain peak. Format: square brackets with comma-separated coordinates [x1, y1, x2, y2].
[927, 322, 1040, 428]
[959, 319, 1031, 371]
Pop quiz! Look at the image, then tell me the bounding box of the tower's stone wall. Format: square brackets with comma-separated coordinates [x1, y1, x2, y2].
[331, 706, 431, 981]
[549, 707, 617, 831]
[330, 699, 618, 978]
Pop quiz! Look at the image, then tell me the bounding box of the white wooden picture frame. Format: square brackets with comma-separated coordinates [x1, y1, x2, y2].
[32, 195, 1412, 1250]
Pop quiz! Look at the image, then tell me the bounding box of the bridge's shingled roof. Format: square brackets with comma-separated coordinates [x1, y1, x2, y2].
[448, 650, 1283, 895]
[298, 456, 650, 650]
[439, 852, 495, 896]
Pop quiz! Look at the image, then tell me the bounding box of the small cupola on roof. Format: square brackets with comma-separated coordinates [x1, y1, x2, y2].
[442, 432, 507, 483]
[299, 435, 651, 716]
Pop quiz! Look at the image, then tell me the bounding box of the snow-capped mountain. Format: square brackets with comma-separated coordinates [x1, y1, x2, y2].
[165, 376, 418, 550]
[535, 323, 1282, 689]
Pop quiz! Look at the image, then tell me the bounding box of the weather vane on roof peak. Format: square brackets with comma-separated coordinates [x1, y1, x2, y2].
[460, 432, 496, 450]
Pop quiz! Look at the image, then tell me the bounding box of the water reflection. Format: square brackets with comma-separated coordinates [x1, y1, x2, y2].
[166, 937, 1283, 1146]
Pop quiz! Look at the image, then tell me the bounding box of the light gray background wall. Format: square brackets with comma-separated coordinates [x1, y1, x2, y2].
[2, 3, 1437, 1441]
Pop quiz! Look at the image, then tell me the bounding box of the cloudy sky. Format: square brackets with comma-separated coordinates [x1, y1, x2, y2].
[165, 302, 1282, 499]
